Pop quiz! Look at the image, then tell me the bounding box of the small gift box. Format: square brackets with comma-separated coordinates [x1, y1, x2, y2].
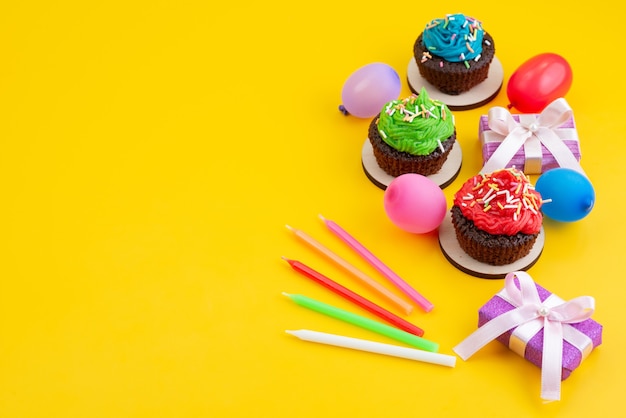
[454, 271, 602, 401]
[479, 98, 583, 175]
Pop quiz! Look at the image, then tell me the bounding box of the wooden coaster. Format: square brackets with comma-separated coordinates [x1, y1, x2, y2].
[438, 211, 545, 279]
[361, 139, 462, 190]
[406, 56, 504, 111]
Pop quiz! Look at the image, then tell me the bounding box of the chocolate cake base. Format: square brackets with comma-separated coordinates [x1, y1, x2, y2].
[413, 33, 495, 95]
[450, 205, 538, 266]
[439, 211, 544, 279]
[406, 56, 503, 111]
[368, 115, 456, 177]
[361, 138, 462, 190]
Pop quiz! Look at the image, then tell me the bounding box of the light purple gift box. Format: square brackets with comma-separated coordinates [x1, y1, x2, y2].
[479, 114, 582, 174]
[478, 280, 602, 380]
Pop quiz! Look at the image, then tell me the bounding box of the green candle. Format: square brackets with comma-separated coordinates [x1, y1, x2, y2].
[283, 292, 439, 352]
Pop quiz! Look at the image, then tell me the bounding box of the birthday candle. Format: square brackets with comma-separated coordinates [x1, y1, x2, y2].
[286, 225, 413, 315]
[319, 215, 434, 312]
[286, 329, 455, 367]
[282, 257, 424, 337]
[282, 292, 439, 352]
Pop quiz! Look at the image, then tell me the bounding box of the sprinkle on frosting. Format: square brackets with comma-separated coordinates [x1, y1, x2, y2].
[422, 13, 484, 63]
[453, 168, 543, 235]
[376, 87, 455, 156]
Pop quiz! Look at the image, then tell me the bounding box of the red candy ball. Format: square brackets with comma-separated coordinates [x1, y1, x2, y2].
[507, 53, 573, 113]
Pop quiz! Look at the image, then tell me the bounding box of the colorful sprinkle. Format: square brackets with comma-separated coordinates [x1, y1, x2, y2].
[456, 168, 543, 225]
[483, 194, 496, 206]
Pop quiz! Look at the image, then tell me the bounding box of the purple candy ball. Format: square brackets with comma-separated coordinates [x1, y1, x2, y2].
[340, 63, 401, 118]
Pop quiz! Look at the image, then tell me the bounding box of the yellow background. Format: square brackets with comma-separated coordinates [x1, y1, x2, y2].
[0, 1, 622, 417]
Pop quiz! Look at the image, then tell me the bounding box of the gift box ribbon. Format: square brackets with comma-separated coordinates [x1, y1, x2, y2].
[453, 271, 595, 401]
[480, 98, 585, 175]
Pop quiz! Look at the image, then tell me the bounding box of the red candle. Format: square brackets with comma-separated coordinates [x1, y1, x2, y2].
[282, 258, 424, 337]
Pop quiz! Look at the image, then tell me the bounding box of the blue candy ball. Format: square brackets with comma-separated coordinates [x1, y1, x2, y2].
[535, 168, 595, 222]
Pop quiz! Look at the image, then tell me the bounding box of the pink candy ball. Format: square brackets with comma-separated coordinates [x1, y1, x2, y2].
[383, 174, 447, 234]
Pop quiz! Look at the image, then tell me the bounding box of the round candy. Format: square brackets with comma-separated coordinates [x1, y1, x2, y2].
[340, 63, 401, 118]
[507, 53, 573, 113]
[383, 174, 447, 234]
[535, 168, 595, 222]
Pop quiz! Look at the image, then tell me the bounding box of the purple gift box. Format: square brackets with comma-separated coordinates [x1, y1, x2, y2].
[478, 279, 602, 380]
[479, 112, 581, 174]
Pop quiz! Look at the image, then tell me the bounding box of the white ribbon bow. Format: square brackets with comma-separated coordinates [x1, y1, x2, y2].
[481, 98, 585, 175]
[453, 271, 595, 401]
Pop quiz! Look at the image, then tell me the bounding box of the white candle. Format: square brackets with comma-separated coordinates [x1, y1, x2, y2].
[286, 329, 456, 367]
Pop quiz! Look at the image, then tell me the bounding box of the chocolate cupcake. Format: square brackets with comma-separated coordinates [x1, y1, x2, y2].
[414, 13, 495, 95]
[450, 168, 543, 266]
[368, 87, 456, 177]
